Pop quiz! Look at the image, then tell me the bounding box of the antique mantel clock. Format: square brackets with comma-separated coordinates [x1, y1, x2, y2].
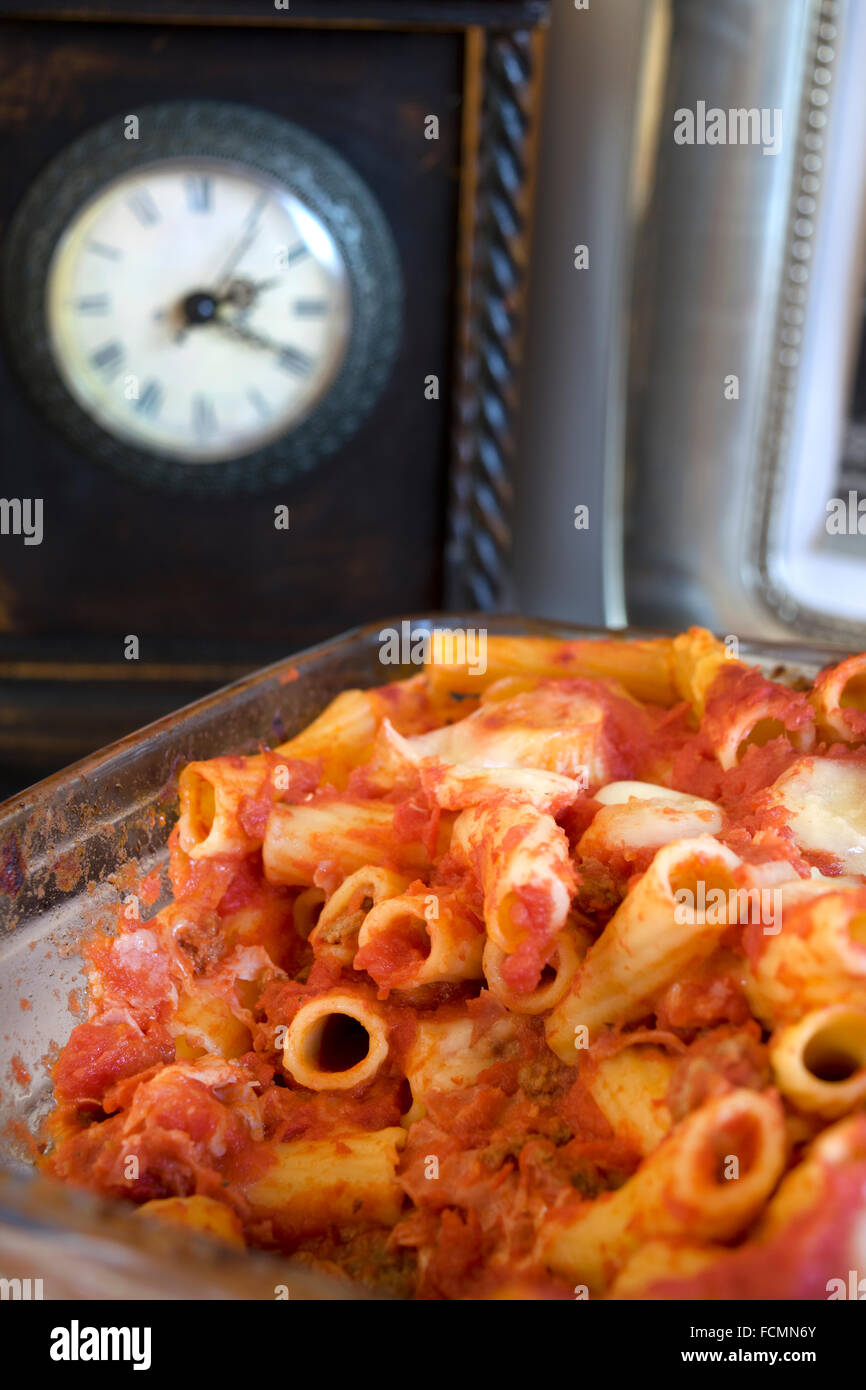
[5, 102, 400, 492]
[0, 0, 548, 792]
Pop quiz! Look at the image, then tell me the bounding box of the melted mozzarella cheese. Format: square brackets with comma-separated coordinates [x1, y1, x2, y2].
[768, 758, 866, 875]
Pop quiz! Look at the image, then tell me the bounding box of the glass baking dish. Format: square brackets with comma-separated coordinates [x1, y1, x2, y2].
[0, 614, 851, 1299]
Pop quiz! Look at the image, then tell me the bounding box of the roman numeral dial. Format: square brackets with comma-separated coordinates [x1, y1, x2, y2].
[46, 157, 351, 463]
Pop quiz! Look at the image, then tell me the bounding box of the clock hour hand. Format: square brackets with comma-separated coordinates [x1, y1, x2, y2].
[219, 275, 282, 311]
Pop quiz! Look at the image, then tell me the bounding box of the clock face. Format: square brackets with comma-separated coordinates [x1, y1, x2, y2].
[46, 160, 352, 463]
[3, 102, 401, 492]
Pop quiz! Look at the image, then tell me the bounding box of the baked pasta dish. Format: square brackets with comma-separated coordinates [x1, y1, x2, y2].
[44, 628, 866, 1299]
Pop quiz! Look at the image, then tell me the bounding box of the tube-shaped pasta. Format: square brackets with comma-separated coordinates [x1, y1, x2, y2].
[281, 992, 389, 1091]
[422, 633, 678, 706]
[671, 628, 731, 716]
[672, 629, 815, 770]
[210, 890, 294, 979]
[546, 836, 742, 1059]
[240, 1128, 406, 1238]
[135, 1195, 245, 1249]
[309, 866, 411, 966]
[450, 800, 575, 993]
[609, 1113, 866, 1299]
[608, 1239, 724, 1299]
[418, 761, 581, 815]
[355, 890, 483, 991]
[811, 653, 866, 743]
[769, 1004, 866, 1118]
[292, 886, 326, 940]
[178, 755, 270, 859]
[707, 679, 815, 771]
[584, 1045, 678, 1156]
[482, 921, 591, 1015]
[756, 1111, 866, 1240]
[745, 886, 866, 1026]
[402, 1011, 519, 1123]
[263, 799, 438, 889]
[383, 682, 616, 783]
[274, 688, 383, 788]
[171, 987, 251, 1061]
[541, 1089, 786, 1293]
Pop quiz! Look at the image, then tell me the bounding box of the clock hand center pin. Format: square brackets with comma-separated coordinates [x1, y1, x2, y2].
[169, 274, 281, 344]
[181, 290, 219, 325]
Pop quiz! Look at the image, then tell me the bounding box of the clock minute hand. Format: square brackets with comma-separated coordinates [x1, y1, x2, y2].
[212, 317, 310, 376]
[213, 317, 284, 354]
[213, 192, 269, 295]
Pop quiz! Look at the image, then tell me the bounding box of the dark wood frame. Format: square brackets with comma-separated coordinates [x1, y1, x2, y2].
[0, 0, 549, 782]
[0, 3, 547, 26]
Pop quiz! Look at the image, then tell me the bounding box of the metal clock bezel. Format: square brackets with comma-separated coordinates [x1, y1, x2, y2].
[2, 101, 403, 494]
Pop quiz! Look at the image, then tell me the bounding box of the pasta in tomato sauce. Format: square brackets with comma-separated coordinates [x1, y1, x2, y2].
[43, 629, 866, 1299]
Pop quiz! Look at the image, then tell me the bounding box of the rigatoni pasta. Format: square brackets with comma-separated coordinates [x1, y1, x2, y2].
[355, 888, 484, 991]
[178, 754, 275, 859]
[541, 1089, 786, 1293]
[239, 1129, 407, 1239]
[545, 835, 744, 1056]
[308, 865, 410, 966]
[281, 992, 390, 1091]
[583, 1042, 678, 1156]
[672, 628, 816, 770]
[43, 627, 866, 1299]
[810, 652, 866, 743]
[449, 799, 575, 991]
[768, 1004, 866, 1118]
[262, 798, 441, 889]
[745, 885, 866, 1025]
[481, 918, 591, 1014]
